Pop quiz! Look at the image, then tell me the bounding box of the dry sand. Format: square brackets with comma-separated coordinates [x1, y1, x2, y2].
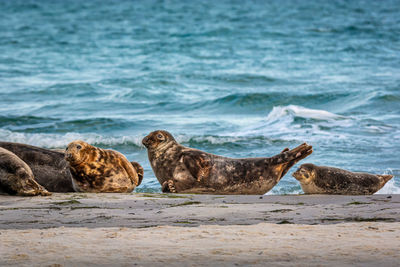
[1, 193, 399, 266]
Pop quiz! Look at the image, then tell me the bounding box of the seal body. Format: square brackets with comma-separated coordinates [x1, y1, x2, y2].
[65, 140, 142, 193]
[142, 130, 313, 195]
[0, 142, 74, 192]
[0, 147, 51, 196]
[292, 163, 393, 195]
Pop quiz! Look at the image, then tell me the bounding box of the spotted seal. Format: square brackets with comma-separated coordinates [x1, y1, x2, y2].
[0, 147, 51, 196]
[142, 130, 313, 194]
[0, 142, 74, 192]
[65, 140, 143, 193]
[292, 163, 393, 195]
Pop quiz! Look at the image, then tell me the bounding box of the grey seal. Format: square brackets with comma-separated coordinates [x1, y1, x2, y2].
[292, 163, 393, 195]
[0, 142, 74, 192]
[142, 130, 313, 194]
[65, 140, 143, 193]
[0, 147, 50, 196]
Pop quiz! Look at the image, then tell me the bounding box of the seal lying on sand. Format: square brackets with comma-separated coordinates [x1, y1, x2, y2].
[0, 142, 74, 192]
[142, 130, 313, 194]
[292, 163, 393, 195]
[65, 140, 143, 193]
[0, 147, 50, 196]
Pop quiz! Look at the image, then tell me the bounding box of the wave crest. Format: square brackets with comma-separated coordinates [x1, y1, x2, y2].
[265, 105, 346, 123]
[0, 129, 144, 148]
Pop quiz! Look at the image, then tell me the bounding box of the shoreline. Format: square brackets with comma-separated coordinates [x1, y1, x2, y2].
[1, 193, 399, 229]
[1, 193, 400, 266]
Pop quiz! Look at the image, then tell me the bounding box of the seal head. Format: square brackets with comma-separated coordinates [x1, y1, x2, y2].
[0, 147, 51, 196]
[142, 130, 176, 151]
[292, 163, 317, 185]
[65, 140, 89, 165]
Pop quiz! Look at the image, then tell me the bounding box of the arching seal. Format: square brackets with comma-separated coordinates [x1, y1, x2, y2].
[142, 130, 313, 194]
[0, 142, 74, 192]
[292, 163, 394, 195]
[65, 140, 143, 193]
[0, 147, 51, 196]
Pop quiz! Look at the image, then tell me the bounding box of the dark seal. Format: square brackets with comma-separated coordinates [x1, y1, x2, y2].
[0, 142, 74, 192]
[65, 140, 143, 193]
[292, 163, 394, 195]
[142, 130, 313, 194]
[0, 147, 51, 196]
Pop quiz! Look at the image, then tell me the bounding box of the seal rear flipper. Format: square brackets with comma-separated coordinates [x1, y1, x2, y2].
[130, 161, 144, 186]
[270, 143, 313, 178]
[378, 174, 394, 183]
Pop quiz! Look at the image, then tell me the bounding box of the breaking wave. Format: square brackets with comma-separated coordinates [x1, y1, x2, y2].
[0, 129, 144, 149]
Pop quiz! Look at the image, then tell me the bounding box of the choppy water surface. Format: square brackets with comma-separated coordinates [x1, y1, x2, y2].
[1, 0, 399, 193]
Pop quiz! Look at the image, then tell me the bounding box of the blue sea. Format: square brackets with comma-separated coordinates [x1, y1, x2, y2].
[0, 0, 399, 194]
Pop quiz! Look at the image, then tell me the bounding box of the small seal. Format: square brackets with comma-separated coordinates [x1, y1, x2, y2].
[0, 147, 51, 196]
[292, 163, 394, 195]
[142, 130, 313, 194]
[65, 140, 143, 193]
[0, 142, 74, 192]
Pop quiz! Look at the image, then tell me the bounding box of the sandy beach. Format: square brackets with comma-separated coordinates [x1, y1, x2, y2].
[1, 193, 399, 266]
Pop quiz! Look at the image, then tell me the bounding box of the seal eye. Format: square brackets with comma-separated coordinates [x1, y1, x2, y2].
[76, 145, 82, 150]
[157, 134, 164, 140]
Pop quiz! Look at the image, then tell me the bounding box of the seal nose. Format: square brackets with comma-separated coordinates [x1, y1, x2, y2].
[65, 153, 73, 161]
[142, 136, 149, 147]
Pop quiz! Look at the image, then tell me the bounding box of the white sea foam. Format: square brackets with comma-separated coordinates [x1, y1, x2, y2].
[0, 129, 243, 148]
[232, 105, 352, 141]
[265, 105, 346, 123]
[175, 134, 242, 145]
[375, 170, 400, 194]
[0, 129, 144, 148]
[375, 179, 400, 194]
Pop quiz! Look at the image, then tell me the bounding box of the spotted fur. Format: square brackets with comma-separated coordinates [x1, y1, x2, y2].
[292, 163, 393, 195]
[65, 140, 142, 193]
[142, 130, 313, 194]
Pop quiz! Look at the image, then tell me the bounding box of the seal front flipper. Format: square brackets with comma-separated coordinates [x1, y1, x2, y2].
[270, 143, 313, 178]
[161, 180, 177, 193]
[130, 161, 144, 186]
[182, 151, 212, 183]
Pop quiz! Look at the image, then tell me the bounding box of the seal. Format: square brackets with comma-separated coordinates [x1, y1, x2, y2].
[0, 147, 51, 196]
[142, 130, 313, 194]
[0, 142, 74, 192]
[292, 163, 394, 195]
[65, 140, 143, 193]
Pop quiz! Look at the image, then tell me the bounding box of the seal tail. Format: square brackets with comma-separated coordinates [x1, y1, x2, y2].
[130, 161, 144, 186]
[270, 143, 313, 178]
[378, 174, 394, 184]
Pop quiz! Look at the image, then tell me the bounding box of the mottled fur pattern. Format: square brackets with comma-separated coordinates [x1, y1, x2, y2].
[292, 163, 393, 195]
[65, 140, 141, 193]
[143, 130, 313, 195]
[130, 161, 144, 186]
[0, 142, 74, 192]
[0, 147, 50, 196]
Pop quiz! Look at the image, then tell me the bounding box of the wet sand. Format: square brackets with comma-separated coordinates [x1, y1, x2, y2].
[1, 193, 400, 266]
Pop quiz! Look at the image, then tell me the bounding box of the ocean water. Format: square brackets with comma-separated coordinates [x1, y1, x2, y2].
[0, 0, 399, 194]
